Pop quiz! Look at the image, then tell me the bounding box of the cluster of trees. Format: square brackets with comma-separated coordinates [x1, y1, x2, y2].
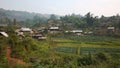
[20, 12, 120, 31]
[60, 13, 120, 30]
[1, 8, 120, 31]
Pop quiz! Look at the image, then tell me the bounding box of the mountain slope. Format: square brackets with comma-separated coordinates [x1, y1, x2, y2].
[0, 8, 51, 21]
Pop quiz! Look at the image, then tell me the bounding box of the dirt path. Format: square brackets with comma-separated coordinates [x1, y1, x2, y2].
[6, 46, 28, 66]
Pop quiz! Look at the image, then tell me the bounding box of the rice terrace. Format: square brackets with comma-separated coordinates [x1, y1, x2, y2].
[53, 36, 120, 56]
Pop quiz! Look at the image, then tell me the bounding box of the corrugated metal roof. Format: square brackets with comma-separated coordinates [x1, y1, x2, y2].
[49, 27, 59, 30]
[0, 32, 9, 37]
[20, 28, 32, 31]
[107, 27, 115, 29]
[71, 30, 83, 33]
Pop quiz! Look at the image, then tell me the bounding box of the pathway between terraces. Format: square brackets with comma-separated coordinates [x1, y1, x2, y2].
[6, 46, 29, 66]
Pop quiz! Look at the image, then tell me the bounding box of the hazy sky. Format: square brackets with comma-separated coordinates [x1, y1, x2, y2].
[0, 0, 120, 16]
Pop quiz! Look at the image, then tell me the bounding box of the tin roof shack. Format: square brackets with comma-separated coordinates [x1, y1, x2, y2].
[32, 34, 42, 39]
[0, 32, 9, 37]
[32, 33, 47, 40]
[107, 27, 115, 36]
[37, 27, 47, 34]
[48, 27, 60, 34]
[71, 30, 83, 36]
[15, 29, 25, 39]
[0, 32, 8, 43]
[19, 28, 33, 36]
[0, 32, 8, 40]
[107, 27, 115, 30]
[84, 31, 93, 35]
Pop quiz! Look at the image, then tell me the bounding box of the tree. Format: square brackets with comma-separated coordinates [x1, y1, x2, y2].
[85, 12, 94, 26]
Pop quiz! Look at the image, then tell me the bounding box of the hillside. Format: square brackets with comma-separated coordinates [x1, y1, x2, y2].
[0, 8, 52, 21]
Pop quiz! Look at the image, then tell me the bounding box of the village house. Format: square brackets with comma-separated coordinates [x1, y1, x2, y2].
[84, 31, 93, 35]
[70, 30, 83, 36]
[32, 33, 47, 40]
[0, 24, 9, 38]
[20, 27, 33, 32]
[0, 32, 9, 37]
[16, 27, 33, 37]
[107, 26, 115, 35]
[107, 27, 115, 31]
[37, 27, 46, 34]
[48, 27, 60, 34]
[32, 33, 42, 39]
